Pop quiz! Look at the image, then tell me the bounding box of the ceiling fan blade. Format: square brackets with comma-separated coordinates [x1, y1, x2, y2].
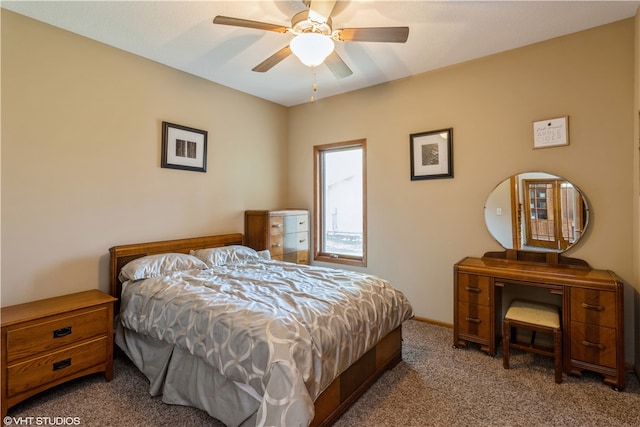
[308, 0, 337, 24]
[213, 16, 289, 33]
[324, 51, 353, 79]
[336, 27, 409, 43]
[252, 45, 292, 72]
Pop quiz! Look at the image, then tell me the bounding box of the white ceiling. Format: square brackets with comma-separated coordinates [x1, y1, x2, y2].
[3, 1, 639, 107]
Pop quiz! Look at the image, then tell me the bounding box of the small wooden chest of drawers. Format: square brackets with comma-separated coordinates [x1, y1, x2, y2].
[1, 290, 117, 417]
[245, 210, 310, 264]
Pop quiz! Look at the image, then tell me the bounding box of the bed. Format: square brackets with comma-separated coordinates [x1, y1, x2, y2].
[109, 233, 413, 427]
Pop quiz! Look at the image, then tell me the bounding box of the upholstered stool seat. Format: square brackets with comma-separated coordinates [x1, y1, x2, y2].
[503, 299, 562, 383]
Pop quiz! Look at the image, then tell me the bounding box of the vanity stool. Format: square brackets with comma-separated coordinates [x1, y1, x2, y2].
[502, 299, 562, 384]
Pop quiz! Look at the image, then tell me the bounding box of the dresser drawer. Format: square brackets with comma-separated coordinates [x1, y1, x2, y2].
[269, 235, 284, 256]
[290, 214, 308, 233]
[282, 231, 309, 253]
[296, 250, 309, 264]
[7, 336, 108, 396]
[277, 250, 310, 264]
[457, 302, 491, 339]
[269, 216, 284, 236]
[296, 232, 309, 251]
[6, 307, 109, 362]
[570, 322, 617, 369]
[570, 288, 616, 328]
[457, 274, 491, 306]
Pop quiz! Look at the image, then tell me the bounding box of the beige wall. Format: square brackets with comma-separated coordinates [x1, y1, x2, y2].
[289, 19, 637, 363]
[1, 11, 288, 305]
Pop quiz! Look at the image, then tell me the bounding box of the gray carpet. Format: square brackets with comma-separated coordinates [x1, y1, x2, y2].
[6, 320, 640, 426]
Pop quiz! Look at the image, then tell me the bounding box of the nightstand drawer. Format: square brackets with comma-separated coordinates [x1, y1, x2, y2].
[457, 302, 490, 339]
[6, 307, 109, 363]
[7, 336, 107, 396]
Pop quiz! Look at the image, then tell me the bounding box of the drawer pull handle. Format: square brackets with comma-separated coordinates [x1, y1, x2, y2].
[464, 287, 481, 294]
[465, 317, 481, 324]
[53, 326, 72, 338]
[271, 224, 282, 228]
[582, 340, 605, 350]
[299, 239, 306, 243]
[272, 243, 281, 248]
[299, 221, 306, 225]
[53, 358, 72, 371]
[581, 302, 604, 312]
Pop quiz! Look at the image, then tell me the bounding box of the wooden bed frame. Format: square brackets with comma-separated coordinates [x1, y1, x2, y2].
[109, 233, 403, 427]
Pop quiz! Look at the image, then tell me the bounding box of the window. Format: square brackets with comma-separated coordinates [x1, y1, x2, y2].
[314, 139, 366, 266]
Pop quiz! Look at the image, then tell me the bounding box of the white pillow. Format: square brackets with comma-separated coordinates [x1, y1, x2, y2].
[256, 249, 271, 260]
[190, 245, 259, 267]
[119, 253, 208, 282]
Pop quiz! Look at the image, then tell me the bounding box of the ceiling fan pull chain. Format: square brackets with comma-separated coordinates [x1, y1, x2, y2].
[311, 66, 318, 103]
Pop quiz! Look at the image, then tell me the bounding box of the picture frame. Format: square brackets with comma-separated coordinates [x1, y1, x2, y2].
[161, 121, 208, 172]
[533, 116, 569, 149]
[410, 128, 453, 180]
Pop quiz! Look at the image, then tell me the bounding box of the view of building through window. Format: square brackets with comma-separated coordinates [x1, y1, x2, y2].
[321, 146, 363, 257]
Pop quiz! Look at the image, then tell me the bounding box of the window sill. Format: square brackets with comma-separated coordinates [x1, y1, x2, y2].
[314, 253, 366, 267]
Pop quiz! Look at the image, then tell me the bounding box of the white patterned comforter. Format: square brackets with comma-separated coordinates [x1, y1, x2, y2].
[119, 259, 413, 426]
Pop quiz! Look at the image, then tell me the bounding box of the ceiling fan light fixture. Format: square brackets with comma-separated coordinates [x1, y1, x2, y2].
[290, 33, 335, 67]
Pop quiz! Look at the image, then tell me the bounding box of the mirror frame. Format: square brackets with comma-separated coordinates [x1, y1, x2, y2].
[484, 172, 589, 253]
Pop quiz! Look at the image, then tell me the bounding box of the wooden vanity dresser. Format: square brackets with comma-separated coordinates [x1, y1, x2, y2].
[453, 250, 625, 390]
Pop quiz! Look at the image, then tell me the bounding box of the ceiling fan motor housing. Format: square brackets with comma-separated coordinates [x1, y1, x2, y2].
[291, 11, 332, 35]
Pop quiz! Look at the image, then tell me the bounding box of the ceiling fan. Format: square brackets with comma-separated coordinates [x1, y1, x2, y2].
[212, 0, 409, 80]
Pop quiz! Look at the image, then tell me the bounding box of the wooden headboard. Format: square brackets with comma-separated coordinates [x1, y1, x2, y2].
[109, 233, 244, 308]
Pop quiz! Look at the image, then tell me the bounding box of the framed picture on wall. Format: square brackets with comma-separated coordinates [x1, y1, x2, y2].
[161, 121, 208, 172]
[410, 128, 453, 180]
[532, 116, 569, 149]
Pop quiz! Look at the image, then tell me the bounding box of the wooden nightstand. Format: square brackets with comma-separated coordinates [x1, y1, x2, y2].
[1, 290, 117, 417]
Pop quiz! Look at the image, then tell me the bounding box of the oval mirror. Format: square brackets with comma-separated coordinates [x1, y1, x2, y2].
[484, 172, 589, 253]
